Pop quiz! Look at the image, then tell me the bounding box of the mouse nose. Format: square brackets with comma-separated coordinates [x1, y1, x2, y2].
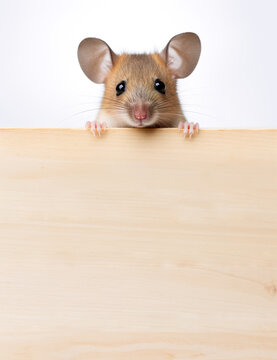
[133, 103, 149, 121]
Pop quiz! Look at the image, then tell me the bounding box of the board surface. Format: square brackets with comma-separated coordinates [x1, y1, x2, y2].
[0, 129, 277, 359]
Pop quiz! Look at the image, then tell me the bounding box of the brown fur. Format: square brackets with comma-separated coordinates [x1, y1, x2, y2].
[101, 53, 184, 127]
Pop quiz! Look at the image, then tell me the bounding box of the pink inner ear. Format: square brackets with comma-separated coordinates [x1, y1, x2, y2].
[99, 49, 113, 80]
[160, 40, 184, 79]
[167, 47, 184, 78]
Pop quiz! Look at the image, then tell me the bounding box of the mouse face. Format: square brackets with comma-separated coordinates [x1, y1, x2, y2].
[103, 53, 181, 127]
[78, 33, 201, 128]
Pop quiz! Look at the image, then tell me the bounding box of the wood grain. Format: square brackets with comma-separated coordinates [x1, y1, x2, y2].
[0, 129, 276, 359]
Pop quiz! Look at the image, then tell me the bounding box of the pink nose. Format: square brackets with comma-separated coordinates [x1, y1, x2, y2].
[133, 104, 148, 121]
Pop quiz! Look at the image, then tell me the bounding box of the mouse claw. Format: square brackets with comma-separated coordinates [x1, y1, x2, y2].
[178, 121, 188, 137]
[96, 122, 101, 136]
[178, 121, 199, 138]
[189, 122, 194, 139]
[91, 122, 96, 136]
[85, 120, 107, 136]
[85, 121, 91, 130]
[184, 121, 189, 137]
[178, 122, 184, 130]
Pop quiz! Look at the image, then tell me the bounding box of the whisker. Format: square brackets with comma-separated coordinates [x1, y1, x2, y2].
[71, 108, 127, 117]
[159, 110, 213, 118]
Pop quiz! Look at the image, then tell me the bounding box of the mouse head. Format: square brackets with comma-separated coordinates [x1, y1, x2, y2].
[78, 33, 201, 127]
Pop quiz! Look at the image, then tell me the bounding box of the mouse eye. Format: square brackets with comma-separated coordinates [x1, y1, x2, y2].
[154, 79, 165, 94]
[116, 81, 126, 96]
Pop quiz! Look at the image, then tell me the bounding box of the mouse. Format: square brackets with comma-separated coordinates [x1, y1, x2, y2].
[77, 32, 201, 137]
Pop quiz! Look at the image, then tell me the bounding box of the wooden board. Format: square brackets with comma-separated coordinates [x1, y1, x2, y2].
[0, 129, 276, 359]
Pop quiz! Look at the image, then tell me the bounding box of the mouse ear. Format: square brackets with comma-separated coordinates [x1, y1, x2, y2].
[78, 37, 118, 84]
[160, 32, 201, 79]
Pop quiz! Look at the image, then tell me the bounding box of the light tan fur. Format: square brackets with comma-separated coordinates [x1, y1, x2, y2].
[98, 53, 185, 128]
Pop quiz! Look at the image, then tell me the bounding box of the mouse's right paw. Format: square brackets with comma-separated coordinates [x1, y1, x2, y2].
[178, 121, 199, 138]
[85, 120, 107, 136]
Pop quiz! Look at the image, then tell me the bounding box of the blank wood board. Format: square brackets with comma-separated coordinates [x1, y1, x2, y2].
[0, 129, 276, 360]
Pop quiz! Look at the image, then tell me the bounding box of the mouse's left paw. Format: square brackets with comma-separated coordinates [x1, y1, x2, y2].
[178, 121, 199, 138]
[85, 120, 107, 136]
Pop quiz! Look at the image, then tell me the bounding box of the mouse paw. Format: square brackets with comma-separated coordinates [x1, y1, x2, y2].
[178, 121, 199, 138]
[85, 120, 107, 136]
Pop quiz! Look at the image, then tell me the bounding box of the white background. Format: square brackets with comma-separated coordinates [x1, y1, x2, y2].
[0, 0, 276, 128]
